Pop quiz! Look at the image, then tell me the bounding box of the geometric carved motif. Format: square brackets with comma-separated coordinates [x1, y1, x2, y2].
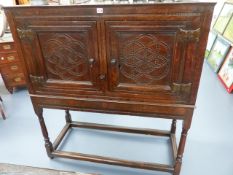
[42, 33, 88, 80]
[120, 34, 170, 85]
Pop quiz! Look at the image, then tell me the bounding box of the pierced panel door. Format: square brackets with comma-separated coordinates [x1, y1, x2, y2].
[105, 21, 201, 103]
[17, 20, 101, 95]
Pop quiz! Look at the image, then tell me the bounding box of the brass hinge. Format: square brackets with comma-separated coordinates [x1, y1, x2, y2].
[17, 28, 34, 41]
[172, 82, 192, 95]
[177, 28, 200, 42]
[29, 75, 45, 84]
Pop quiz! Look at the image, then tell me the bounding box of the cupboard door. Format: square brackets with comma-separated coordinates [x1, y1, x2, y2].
[17, 21, 101, 94]
[105, 21, 200, 103]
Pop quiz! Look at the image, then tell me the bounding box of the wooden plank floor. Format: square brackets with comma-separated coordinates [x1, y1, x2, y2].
[0, 163, 92, 175]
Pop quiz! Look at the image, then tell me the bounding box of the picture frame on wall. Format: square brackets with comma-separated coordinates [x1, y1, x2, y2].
[213, 2, 233, 34]
[223, 16, 233, 43]
[205, 31, 217, 59]
[207, 36, 231, 73]
[218, 47, 233, 93]
[16, 0, 30, 4]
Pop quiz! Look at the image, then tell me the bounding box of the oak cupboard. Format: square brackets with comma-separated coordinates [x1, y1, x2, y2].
[4, 1, 215, 174]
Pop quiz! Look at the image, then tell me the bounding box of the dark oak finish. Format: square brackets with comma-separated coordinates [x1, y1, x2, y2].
[52, 150, 174, 172]
[71, 121, 171, 136]
[4, 1, 215, 175]
[0, 37, 26, 93]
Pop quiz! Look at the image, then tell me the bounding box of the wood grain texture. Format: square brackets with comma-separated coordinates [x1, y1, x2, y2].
[52, 150, 174, 173]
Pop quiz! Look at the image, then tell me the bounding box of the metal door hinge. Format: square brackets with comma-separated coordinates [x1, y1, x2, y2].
[177, 28, 200, 42]
[17, 28, 34, 41]
[172, 82, 192, 95]
[29, 75, 45, 84]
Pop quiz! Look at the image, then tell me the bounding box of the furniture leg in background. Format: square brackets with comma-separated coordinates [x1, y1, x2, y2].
[0, 96, 6, 120]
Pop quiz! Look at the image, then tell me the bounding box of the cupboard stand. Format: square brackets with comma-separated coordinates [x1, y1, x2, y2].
[35, 106, 193, 175]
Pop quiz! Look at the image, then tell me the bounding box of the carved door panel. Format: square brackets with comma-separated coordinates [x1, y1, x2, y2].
[17, 21, 101, 94]
[105, 21, 200, 103]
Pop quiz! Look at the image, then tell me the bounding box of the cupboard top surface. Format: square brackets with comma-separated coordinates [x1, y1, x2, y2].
[4, 0, 216, 8]
[3, 2, 215, 17]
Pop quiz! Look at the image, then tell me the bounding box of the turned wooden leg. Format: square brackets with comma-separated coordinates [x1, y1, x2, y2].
[171, 119, 177, 134]
[174, 110, 193, 175]
[34, 106, 54, 158]
[173, 126, 188, 175]
[65, 109, 72, 123]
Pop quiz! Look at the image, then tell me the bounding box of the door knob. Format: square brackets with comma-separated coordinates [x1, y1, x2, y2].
[99, 74, 106, 80]
[89, 58, 95, 67]
[110, 59, 117, 65]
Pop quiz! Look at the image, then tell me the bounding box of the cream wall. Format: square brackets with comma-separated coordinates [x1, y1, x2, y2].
[0, 0, 15, 6]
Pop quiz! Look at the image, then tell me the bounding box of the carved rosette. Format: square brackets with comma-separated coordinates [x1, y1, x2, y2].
[119, 34, 170, 85]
